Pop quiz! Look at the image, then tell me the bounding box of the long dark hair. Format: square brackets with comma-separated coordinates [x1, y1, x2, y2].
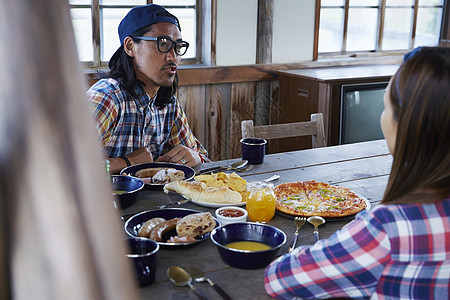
[97, 25, 177, 109]
[381, 47, 450, 204]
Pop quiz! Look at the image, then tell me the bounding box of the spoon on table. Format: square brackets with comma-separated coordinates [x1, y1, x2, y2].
[167, 266, 209, 300]
[307, 216, 326, 243]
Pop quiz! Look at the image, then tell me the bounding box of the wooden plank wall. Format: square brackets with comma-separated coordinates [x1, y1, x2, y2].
[177, 81, 279, 162]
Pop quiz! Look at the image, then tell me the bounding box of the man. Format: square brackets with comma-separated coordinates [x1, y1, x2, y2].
[87, 4, 210, 174]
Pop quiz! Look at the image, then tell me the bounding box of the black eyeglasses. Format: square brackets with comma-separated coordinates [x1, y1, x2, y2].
[135, 36, 189, 56]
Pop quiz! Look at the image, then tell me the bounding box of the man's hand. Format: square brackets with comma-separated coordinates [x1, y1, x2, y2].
[109, 147, 153, 174]
[127, 147, 154, 165]
[156, 145, 201, 167]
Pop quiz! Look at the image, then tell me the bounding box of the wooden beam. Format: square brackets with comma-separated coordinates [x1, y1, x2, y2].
[211, 0, 217, 65]
[343, 0, 350, 53]
[313, 0, 322, 61]
[92, 0, 101, 66]
[256, 0, 273, 64]
[411, 0, 419, 48]
[255, 0, 274, 126]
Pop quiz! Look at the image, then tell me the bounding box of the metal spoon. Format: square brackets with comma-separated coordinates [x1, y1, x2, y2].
[307, 216, 326, 243]
[167, 266, 208, 300]
[196, 160, 248, 175]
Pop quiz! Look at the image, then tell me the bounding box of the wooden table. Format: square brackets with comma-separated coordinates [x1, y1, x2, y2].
[120, 139, 392, 299]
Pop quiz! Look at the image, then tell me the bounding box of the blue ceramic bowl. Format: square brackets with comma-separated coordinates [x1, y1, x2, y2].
[124, 208, 220, 248]
[111, 175, 144, 209]
[125, 237, 159, 287]
[210, 222, 286, 269]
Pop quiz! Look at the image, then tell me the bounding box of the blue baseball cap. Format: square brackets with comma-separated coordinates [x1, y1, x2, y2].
[403, 46, 424, 62]
[117, 4, 181, 45]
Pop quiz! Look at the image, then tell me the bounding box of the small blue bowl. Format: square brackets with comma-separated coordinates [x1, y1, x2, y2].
[111, 175, 144, 209]
[210, 222, 286, 269]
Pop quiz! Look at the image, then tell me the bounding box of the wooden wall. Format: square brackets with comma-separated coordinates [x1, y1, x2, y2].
[177, 80, 279, 161]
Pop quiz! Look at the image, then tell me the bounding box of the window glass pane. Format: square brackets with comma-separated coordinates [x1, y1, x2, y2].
[346, 8, 377, 51]
[349, 0, 378, 6]
[69, 0, 90, 4]
[418, 0, 444, 5]
[164, 8, 196, 59]
[101, 0, 145, 4]
[154, 0, 196, 5]
[382, 8, 412, 50]
[321, 0, 344, 6]
[385, 0, 414, 6]
[318, 8, 344, 52]
[70, 8, 92, 62]
[415, 7, 442, 47]
[102, 8, 129, 61]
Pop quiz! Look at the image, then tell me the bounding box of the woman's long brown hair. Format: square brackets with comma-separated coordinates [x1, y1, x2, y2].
[382, 47, 450, 204]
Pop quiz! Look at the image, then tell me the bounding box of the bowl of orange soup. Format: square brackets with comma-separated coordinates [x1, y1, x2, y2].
[111, 175, 144, 209]
[210, 222, 286, 269]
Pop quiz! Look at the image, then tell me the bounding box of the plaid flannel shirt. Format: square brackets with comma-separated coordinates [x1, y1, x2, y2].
[265, 197, 450, 300]
[87, 78, 209, 162]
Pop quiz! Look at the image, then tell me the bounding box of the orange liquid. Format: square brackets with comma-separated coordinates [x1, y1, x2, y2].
[246, 188, 276, 223]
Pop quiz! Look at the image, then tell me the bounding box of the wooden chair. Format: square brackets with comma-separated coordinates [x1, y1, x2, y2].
[241, 113, 326, 148]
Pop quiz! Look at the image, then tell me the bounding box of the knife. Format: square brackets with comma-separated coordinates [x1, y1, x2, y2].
[196, 160, 248, 175]
[157, 198, 192, 209]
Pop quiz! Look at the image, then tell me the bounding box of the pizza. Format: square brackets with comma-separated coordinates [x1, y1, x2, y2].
[274, 180, 367, 218]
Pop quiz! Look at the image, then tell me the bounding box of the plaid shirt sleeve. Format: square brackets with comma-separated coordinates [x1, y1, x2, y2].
[87, 84, 119, 148]
[167, 101, 210, 162]
[265, 210, 391, 299]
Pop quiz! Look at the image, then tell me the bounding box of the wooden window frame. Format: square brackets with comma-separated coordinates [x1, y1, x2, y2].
[70, 0, 201, 68]
[314, 0, 447, 60]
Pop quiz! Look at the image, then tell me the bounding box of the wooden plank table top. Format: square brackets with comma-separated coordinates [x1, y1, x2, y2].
[120, 139, 392, 299]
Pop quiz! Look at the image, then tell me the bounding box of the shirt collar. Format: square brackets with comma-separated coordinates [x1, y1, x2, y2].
[132, 81, 156, 107]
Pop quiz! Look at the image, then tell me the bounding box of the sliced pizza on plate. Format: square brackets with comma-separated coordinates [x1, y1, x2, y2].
[274, 180, 368, 218]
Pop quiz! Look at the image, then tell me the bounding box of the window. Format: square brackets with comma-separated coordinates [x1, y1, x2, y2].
[318, 0, 445, 55]
[69, 0, 198, 67]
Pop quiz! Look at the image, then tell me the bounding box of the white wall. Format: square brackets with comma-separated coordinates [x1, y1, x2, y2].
[216, 0, 258, 66]
[215, 0, 315, 66]
[272, 0, 315, 63]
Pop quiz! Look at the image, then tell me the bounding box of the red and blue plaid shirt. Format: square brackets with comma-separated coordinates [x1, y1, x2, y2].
[265, 197, 450, 300]
[87, 78, 209, 161]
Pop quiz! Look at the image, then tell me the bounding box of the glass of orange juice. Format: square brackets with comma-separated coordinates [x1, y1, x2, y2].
[246, 181, 276, 223]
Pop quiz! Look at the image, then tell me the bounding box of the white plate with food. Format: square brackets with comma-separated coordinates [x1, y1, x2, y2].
[121, 162, 195, 190]
[191, 200, 246, 208]
[164, 179, 247, 209]
[164, 171, 248, 208]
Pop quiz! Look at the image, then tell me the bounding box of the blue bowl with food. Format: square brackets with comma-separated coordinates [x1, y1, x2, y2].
[124, 208, 219, 248]
[111, 175, 144, 209]
[210, 222, 286, 269]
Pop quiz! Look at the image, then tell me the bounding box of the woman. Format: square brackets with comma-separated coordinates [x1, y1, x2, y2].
[264, 46, 450, 299]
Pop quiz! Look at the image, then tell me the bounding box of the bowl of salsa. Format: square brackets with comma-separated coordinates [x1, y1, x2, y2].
[215, 206, 248, 225]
